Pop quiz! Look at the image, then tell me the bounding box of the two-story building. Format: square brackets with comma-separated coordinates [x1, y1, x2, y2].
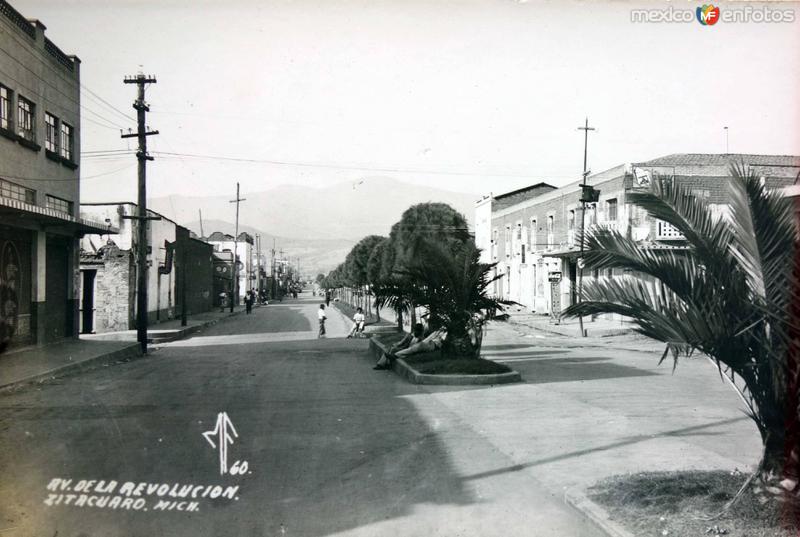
[0, 0, 109, 348]
[477, 153, 800, 319]
[205, 231, 255, 303]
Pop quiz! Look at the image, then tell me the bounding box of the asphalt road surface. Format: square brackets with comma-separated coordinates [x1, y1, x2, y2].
[0, 295, 602, 537]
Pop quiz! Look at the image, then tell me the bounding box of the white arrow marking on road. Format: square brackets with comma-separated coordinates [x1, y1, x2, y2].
[202, 412, 239, 475]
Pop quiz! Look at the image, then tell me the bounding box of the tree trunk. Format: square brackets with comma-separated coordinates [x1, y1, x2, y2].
[446, 334, 480, 359]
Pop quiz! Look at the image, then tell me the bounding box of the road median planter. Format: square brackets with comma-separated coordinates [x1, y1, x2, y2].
[369, 334, 521, 386]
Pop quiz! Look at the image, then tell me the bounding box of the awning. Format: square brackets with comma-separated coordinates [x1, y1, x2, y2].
[541, 247, 582, 259]
[0, 196, 117, 235]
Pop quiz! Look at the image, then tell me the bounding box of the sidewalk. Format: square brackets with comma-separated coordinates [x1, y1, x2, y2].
[402, 320, 761, 536]
[0, 339, 141, 392]
[80, 305, 247, 344]
[505, 310, 636, 338]
[331, 301, 398, 335]
[0, 306, 247, 392]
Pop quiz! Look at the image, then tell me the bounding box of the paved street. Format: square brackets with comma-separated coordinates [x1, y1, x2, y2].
[0, 296, 604, 537]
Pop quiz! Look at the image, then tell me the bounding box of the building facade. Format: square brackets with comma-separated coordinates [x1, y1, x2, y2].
[79, 203, 213, 333]
[205, 231, 255, 303]
[477, 154, 800, 318]
[0, 0, 108, 348]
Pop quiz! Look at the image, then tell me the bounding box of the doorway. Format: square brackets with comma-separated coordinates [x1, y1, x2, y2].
[80, 269, 96, 334]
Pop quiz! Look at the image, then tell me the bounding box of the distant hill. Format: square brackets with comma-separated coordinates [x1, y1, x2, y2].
[148, 177, 477, 242]
[182, 219, 355, 277]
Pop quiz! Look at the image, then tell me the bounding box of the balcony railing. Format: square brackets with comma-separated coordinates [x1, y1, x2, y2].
[656, 220, 685, 240]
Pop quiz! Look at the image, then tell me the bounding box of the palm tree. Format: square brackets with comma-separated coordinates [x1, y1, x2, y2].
[394, 239, 516, 358]
[563, 165, 798, 509]
[373, 276, 415, 332]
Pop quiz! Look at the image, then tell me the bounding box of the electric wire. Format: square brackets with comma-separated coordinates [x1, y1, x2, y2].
[0, 163, 135, 182]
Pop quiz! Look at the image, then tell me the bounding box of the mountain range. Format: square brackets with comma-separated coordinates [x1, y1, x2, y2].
[147, 177, 478, 275]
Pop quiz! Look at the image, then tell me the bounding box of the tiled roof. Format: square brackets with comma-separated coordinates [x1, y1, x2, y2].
[636, 153, 800, 168]
[493, 183, 558, 211]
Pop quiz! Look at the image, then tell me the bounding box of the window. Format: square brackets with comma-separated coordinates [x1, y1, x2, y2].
[60, 122, 74, 161]
[587, 203, 597, 226]
[547, 215, 554, 233]
[607, 198, 618, 221]
[504, 225, 511, 258]
[45, 112, 58, 152]
[17, 96, 35, 141]
[0, 85, 11, 131]
[46, 194, 73, 214]
[530, 218, 537, 249]
[568, 210, 575, 230]
[0, 177, 35, 204]
[521, 244, 526, 264]
[492, 229, 498, 260]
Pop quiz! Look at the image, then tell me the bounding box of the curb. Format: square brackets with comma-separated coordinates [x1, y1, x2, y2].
[1, 309, 247, 393]
[564, 487, 636, 537]
[368, 337, 522, 386]
[149, 308, 247, 344]
[0, 342, 143, 393]
[508, 319, 635, 339]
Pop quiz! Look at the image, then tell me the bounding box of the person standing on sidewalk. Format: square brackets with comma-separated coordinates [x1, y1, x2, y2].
[219, 291, 228, 313]
[318, 304, 327, 338]
[245, 290, 254, 314]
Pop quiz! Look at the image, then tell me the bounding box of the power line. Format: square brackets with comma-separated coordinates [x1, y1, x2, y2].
[82, 116, 124, 131]
[150, 151, 568, 178]
[0, 45, 133, 130]
[0, 163, 135, 182]
[80, 83, 136, 123]
[80, 105, 128, 130]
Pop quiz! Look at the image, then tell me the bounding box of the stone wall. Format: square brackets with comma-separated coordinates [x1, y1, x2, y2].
[91, 245, 133, 333]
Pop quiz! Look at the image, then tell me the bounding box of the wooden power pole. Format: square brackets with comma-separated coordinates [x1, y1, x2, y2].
[229, 183, 246, 312]
[122, 73, 159, 354]
[576, 117, 596, 338]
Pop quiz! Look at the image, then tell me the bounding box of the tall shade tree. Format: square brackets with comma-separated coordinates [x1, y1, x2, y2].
[345, 235, 385, 312]
[345, 235, 385, 287]
[383, 203, 472, 325]
[386, 202, 471, 274]
[563, 165, 799, 509]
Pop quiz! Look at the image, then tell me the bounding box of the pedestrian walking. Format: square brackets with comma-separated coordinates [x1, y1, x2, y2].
[245, 290, 254, 314]
[219, 290, 228, 313]
[317, 304, 327, 338]
[325, 291, 331, 307]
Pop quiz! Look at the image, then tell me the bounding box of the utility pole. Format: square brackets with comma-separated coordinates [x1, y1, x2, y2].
[121, 73, 159, 354]
[255, 234, 261, 300]
[271, 239, 276, 300]
[199, 209, 205, 238]
[576, 117, 596, 338]
[724, 126, 729, 154]
[229, 183, 246, 312]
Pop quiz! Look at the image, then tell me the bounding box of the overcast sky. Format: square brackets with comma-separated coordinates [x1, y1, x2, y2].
[13, 0, 800, 201]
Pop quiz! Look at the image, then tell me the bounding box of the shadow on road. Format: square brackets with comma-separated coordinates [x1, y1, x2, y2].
[0, 335, 477, 537]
